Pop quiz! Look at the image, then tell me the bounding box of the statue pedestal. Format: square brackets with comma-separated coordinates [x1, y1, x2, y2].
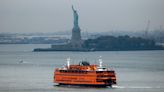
[71, 26, 83, 48]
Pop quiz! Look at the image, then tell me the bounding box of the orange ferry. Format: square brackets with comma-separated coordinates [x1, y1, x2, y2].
[54, 58, 117, 87]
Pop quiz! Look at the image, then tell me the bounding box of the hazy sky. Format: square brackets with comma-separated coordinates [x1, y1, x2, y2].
[0, 0, 164, 33]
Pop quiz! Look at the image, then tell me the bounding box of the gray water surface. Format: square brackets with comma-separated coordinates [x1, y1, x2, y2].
[0, 44, 164, 92]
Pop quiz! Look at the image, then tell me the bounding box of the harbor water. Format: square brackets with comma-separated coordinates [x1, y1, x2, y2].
[0, 44, 164, 92]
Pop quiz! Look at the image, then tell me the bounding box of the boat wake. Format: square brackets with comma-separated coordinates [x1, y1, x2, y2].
[17, 60, 30, 64]
[112, 85, 162, 89]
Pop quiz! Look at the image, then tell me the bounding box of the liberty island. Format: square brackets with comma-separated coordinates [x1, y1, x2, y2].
[34, 6, 86, 51]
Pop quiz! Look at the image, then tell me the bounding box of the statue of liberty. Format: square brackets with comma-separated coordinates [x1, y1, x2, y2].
[71, 5, 82, 47]
[72, 5, 79, 28]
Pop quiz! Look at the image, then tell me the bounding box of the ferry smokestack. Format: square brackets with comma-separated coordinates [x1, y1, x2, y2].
[67, 57, 70, 68]
[99, 56, 103, 67]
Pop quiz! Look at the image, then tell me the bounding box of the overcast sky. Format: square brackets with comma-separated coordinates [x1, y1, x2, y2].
[0, 0, 164, 33]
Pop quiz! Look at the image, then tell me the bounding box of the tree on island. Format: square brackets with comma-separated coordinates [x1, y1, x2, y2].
[82, 35, 164, 51]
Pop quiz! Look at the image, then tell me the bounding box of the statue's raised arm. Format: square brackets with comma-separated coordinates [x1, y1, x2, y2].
[71, 5, 79, 27]
[72, 5, 75, 12]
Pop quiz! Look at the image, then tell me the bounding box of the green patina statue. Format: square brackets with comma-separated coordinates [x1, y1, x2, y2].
[72, 5, 79, 28]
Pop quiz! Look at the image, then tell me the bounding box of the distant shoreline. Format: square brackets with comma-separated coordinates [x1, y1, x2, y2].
[33, 35, 164, 52]
[33, 48, 164, 52]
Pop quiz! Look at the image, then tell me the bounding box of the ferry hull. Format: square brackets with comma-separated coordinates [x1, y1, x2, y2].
[57, 83, 112, 87]
[54, 69, 116, 87]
